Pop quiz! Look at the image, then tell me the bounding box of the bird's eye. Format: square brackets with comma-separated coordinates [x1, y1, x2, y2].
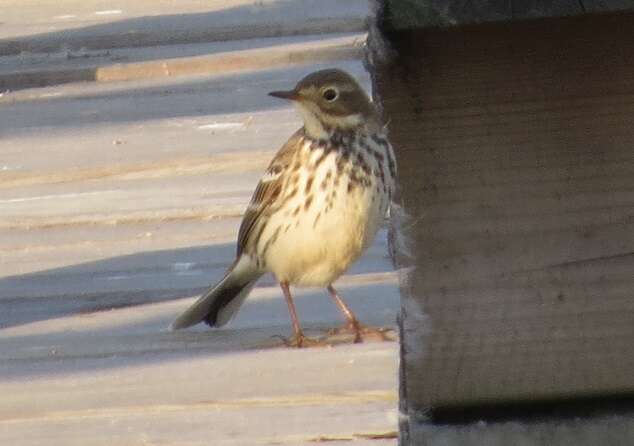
[322, 87, 338, 102]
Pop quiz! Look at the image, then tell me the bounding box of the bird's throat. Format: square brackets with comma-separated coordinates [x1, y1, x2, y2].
[296, 103, 329, 140]
[296, 103, 370, 140]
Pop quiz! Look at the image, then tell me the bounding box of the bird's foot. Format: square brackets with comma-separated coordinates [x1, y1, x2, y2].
[328, 321, 396, 343]
[276, 332, 330, 348]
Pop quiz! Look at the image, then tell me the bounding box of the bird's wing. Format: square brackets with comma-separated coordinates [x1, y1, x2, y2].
[236, 128, 304, 257]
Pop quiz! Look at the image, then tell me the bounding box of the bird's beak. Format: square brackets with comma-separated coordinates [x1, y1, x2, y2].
[268, 89, 299, 101]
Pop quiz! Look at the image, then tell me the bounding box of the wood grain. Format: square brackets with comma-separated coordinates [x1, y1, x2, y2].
[374, 12, 634, 413]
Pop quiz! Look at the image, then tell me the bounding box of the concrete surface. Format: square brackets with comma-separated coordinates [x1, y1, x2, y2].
[0, 0, 368, 54]
[0, 38, 400, 445]
[0, 33, 366, 91]
[1, 0, 369, 91]
[0, 2, 400, 443]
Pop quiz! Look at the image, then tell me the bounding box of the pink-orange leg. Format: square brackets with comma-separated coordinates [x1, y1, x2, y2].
[327, 285, 394, 343]
[280, 282, 326, 348]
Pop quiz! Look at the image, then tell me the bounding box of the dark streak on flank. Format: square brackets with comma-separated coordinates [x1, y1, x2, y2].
[260, 225, 281, 259]
[369, 135, 395, 178]
[385, 146, 396, 178]
[314, 147, 332, 168]
[252, 220, 268, 253]
[269, 184, 282, 202]
[372, 134, 388, 147]
[304, 194, 313, 211]
[276, 186, 298, 211]
[336, 156, 347, 176]
[387, 156, 396, 178]
[359, 138, 386, 166]
[356, 152, 371, 175]
[358, 138, 370, 152]
[305, 176, 314, 193]
[377, 165, 385, 185]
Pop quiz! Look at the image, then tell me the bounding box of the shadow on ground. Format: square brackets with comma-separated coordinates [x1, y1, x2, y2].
[0, 239, 399, 379]
[0, 242, 236, 329]
[0, 0, 365, 56]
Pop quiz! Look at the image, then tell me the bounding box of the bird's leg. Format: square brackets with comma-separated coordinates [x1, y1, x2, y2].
[327, 285, 362, 342]
[280, 282, 325, 348]
[327, 285, 394, 343]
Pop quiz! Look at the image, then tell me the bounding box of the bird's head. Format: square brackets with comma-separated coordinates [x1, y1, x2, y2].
[269, 69, 380, 139]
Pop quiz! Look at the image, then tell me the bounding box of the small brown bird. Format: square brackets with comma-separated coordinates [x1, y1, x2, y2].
[171, 69, 396, 347]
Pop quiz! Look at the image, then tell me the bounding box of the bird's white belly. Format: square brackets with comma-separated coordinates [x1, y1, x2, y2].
[260, 145, 390, 287]
[270, 188, 383, 286]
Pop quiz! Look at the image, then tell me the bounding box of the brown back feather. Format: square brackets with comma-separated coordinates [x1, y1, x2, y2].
[236, 128, 305, 256]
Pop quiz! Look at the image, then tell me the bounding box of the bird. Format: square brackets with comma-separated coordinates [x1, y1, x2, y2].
[170, 68, 396, 347]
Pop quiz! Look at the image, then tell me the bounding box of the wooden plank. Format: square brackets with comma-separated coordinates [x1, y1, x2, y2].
[408, 414, 634, 445]
[373, 11, 634, 417]
[381, 0, 634, 29]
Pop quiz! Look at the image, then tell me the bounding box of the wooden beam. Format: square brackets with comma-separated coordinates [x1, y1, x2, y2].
[381, 0, 634, 29]
[373, 11, 634, 419]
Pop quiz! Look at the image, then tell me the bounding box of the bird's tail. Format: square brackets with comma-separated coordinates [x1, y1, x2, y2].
[170, 256, 261, 330]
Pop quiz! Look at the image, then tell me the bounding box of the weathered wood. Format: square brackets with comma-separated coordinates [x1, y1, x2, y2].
[373, 9, 634, 424]
[408, 414, 634, 445]
[381, 0, 634, 29]
[583, 0, 634, 12]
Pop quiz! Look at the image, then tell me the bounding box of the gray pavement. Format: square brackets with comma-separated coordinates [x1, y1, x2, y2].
[0, 0, 368, 53]
[0, 2, 400, 444]
[0, 33, 365, 90]
[0, 0, 368, 90]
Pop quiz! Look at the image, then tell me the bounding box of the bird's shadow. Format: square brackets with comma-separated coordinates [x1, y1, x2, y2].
[0, 240, 399, 380]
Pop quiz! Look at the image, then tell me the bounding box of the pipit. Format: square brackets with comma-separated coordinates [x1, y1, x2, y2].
[171, 69, 396, 347]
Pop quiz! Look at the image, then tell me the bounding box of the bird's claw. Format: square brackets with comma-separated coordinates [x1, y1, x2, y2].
[274, 333, 330, 348]
[327, 322, 396, 343]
